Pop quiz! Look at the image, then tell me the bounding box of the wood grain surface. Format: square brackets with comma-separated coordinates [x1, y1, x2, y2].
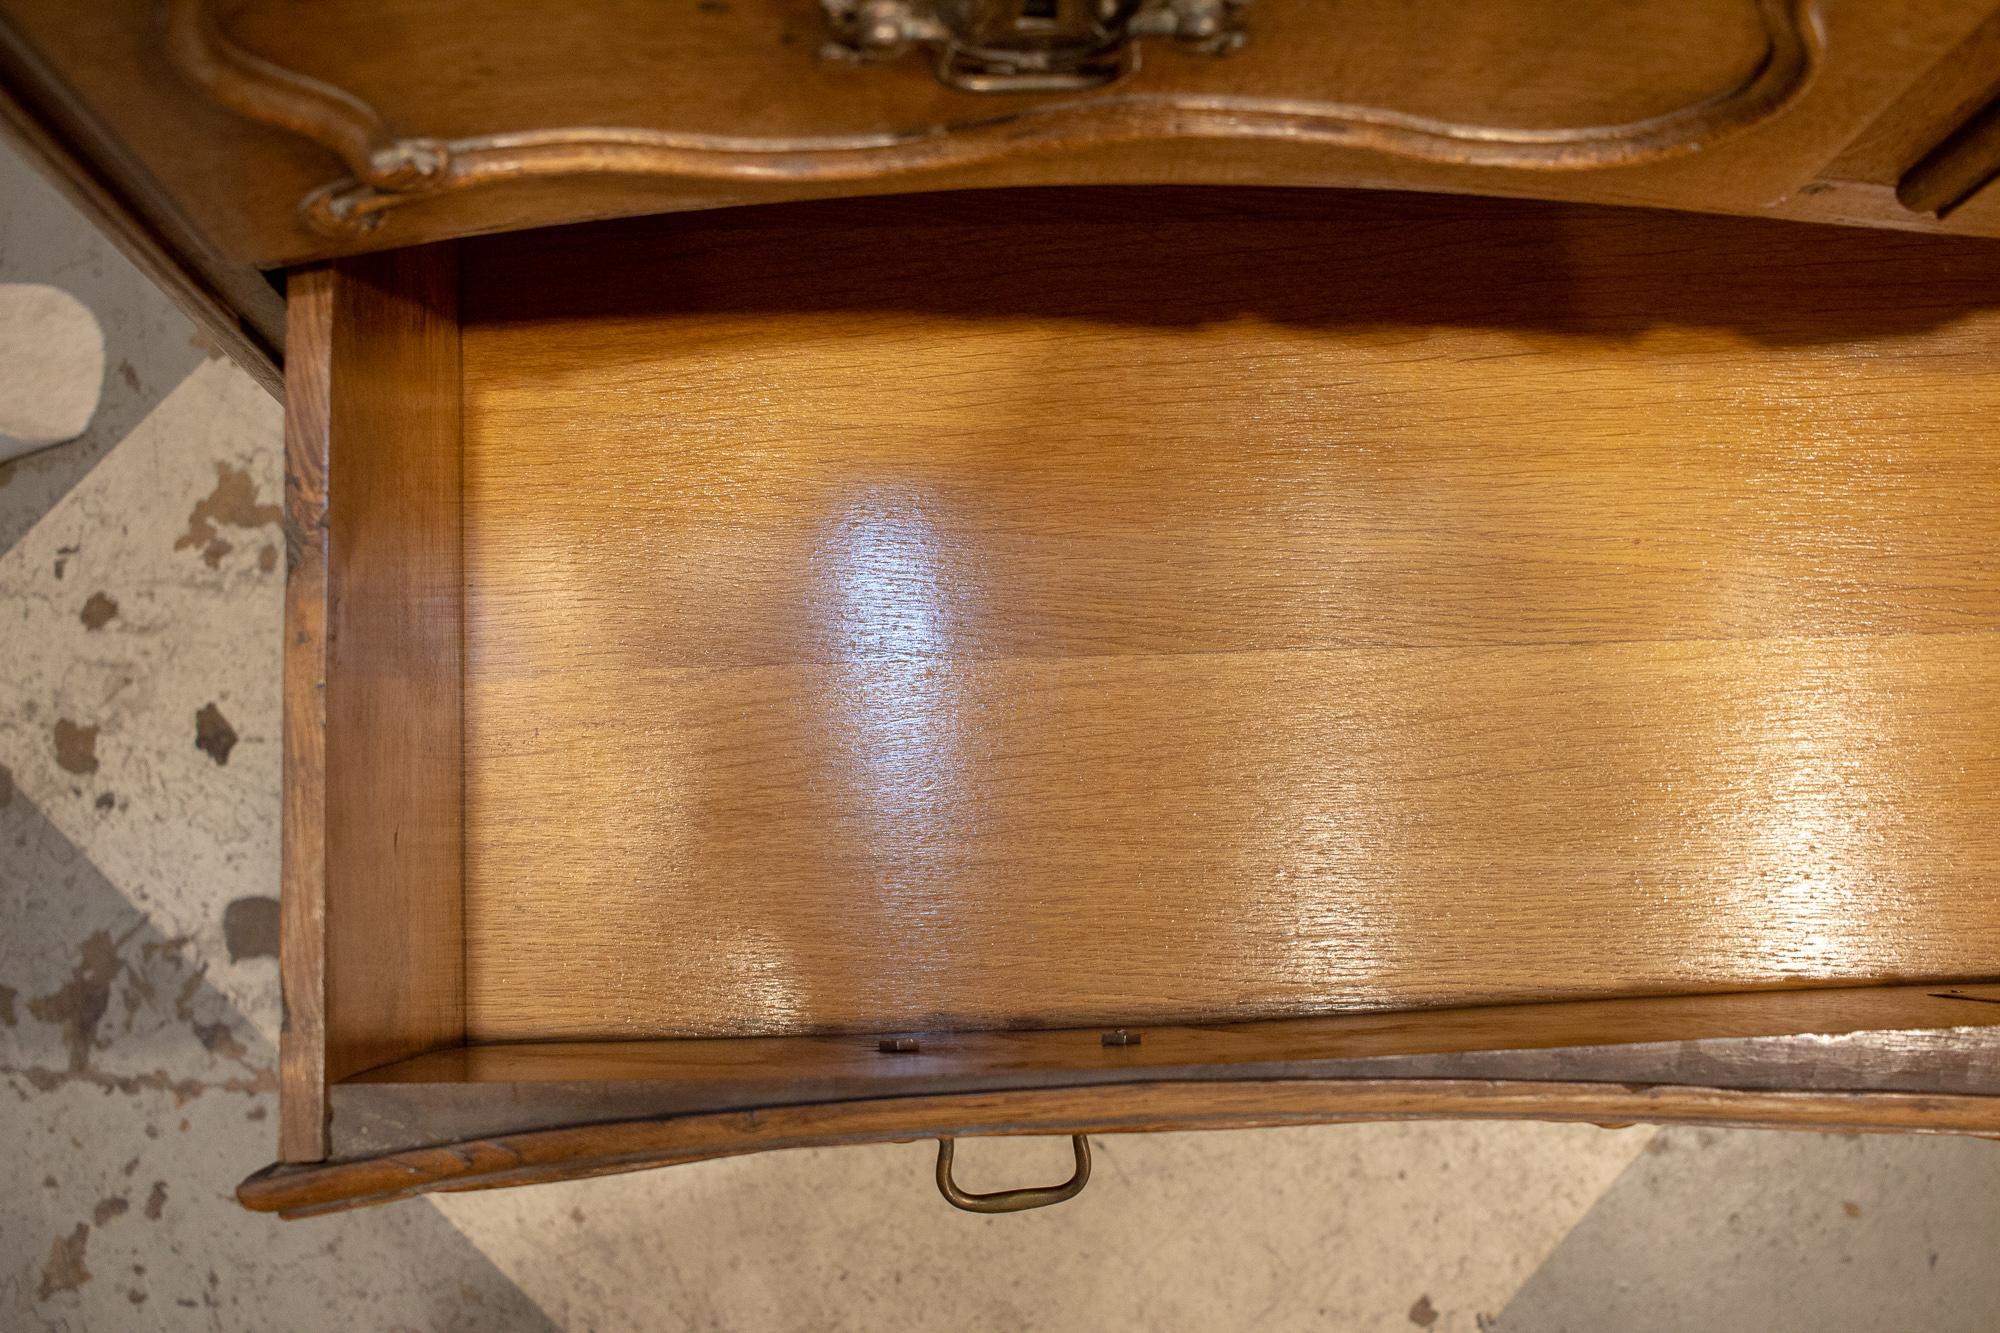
[453, 191, 2000, 1044]
[356, 985, 2000, 1086]
[322, 985, 2000, 1156]
[283, 246, 465, 1162]
[330, 1028, 2000, 1160]
[224, 0, 1779, 141]
[6, 0, 2000, 280]
[278, 268, 334, 1160]
[1823, 4, 2000, 190]
[242, 1076, 2000, 1216]
[171, 0, 1817, 238]
[1902, 92, 2000, 217]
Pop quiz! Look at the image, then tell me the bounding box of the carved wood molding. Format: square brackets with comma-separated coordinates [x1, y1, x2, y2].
[165, 0, 1823, 239]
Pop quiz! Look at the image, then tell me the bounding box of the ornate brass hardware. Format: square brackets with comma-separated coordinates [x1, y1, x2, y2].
[820, 0, 1248, 92]
[935, 1136, 1093, 1212]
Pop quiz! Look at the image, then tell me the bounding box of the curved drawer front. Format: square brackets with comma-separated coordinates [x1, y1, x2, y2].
[6, 0, 2000, 270]
[184, 0, 1812, 238]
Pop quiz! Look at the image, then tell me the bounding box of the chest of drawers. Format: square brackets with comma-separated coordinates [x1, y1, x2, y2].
[5, 1, 2000, 1217]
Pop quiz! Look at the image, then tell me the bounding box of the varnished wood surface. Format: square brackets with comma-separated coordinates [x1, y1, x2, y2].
[329, 1025, 2000, 1158]
[228, 0, 1781, 141]
[1823, 4, 2000, 191]
[282, 246, 466, 1160]
[332, 1027, 2000, 1159]
[278, 269, 334, 1161]
[4, 0, 2000, 280]
[243, 1076, 2000, 1216]
[174, 0, 1818, 239]
[326, 985, 2000, 1155]
[455, 191, 2000, 1044]
[1902, 92, 2000, 217]
[356, 985, 2000, 1086]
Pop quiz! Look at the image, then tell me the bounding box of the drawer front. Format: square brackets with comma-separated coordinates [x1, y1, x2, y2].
[179, 0, 1818, 242]
[4, 0, 2000, 281]
[246, 985, 2000, 1216]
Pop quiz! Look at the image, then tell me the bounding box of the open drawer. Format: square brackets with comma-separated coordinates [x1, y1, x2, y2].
[240, 187, 2000, 1217]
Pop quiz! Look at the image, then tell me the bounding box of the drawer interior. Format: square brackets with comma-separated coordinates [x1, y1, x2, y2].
[290, 187, 2000, 1158]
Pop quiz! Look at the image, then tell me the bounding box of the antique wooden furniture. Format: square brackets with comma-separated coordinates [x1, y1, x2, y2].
[3, 0, 2000, 383]
[4, 2, 2000, 1217]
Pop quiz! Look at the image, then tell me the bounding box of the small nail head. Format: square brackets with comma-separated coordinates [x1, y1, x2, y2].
[1101, 1029, 1141, 1047]
[879, 1036, 920, 1053]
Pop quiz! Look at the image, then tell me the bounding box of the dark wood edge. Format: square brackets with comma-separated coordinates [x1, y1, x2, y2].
[317, 241, 467, 1084]
[241, 1076, 2000, 1217]
[1900, 91, 2000, 218]
[346, 982, 2000, 1086]
[317, 986, 2000, 1158]
[278, 266, 334, 1161]
[279, 246, 467, 1159]
[0, 16, 283, 393]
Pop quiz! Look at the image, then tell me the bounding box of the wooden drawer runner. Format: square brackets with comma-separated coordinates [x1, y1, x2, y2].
[243, 187, 2000, 1216]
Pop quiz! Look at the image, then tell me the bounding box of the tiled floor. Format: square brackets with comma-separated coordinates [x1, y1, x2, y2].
[4, 135, 2000, 1331]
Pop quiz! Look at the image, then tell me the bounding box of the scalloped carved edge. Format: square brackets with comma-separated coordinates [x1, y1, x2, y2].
[165, 0, 1824, 237]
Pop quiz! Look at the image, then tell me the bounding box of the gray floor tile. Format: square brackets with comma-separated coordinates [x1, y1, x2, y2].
[1490, 1126, 2000, 1333]
[0, 135, 208, 556]
[2, 760, 557, 1331]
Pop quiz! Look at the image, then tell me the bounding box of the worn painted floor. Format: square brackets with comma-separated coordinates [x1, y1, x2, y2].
[4, 136, 2000, 1332]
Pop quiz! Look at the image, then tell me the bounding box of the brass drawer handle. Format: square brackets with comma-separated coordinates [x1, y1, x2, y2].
[935, 1135, 1092, 1213]
[822, 0, 1248, 94]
